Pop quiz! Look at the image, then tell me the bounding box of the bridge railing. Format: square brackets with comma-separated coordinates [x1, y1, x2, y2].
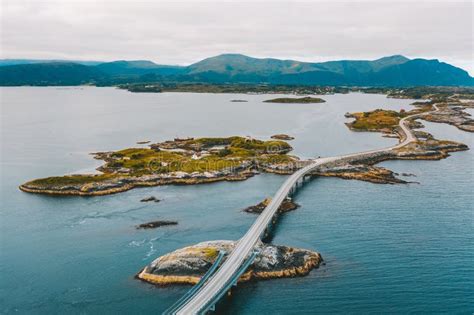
[169, 109, 429, 314]
[197, 250, 259, 314]
[163, 250, 226, 315]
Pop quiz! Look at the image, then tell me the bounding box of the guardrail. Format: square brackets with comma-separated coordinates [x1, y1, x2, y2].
[198, 250, 259, 314]
[163, 250, 226, 315]
[171, 109, 434, 314]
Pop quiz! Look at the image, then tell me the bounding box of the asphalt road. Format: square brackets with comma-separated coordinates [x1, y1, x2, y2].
[175, 107, 435, 314]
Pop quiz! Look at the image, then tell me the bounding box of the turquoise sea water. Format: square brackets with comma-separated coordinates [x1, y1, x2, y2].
[0, 87, 472, 314]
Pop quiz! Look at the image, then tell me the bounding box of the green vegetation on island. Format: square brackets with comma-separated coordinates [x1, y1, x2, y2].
[20, 136, 298, 195]
[120, 83, 345, 95]
[263, 96, 326, 104]
[19, 88, 474, 197]
[346, 109, 407, 131]
[26, 173, 116, 187]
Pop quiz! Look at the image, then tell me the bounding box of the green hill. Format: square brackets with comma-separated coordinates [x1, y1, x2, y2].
[0, 54, 472, 86]
[0, 62, 104, 86]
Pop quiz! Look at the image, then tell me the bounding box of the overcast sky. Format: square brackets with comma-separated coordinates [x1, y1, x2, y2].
[1, 0, 472, 74]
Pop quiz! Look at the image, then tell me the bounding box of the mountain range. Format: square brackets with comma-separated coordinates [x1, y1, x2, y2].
[0, 54, 472, 86]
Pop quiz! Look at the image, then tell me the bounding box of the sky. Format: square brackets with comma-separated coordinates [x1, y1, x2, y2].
[1, 0, 473, 74]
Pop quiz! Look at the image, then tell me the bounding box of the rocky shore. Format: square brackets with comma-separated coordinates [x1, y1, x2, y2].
[19, 98, 472, 196]
[136, 220, 178, 229]
[19, 136, 296, 196]
[19, 132, 468, 195]
[312, 136, 468, 184]
[271, 134, 295, 140]
[420, 102, 474, 132]
[19, 168, 259, 196]
[137, 240, 322, 285]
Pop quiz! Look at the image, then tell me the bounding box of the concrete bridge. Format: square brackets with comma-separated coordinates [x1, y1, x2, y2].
[166, 108, 434, 314]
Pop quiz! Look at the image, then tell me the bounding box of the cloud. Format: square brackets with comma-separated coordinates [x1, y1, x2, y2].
[1, 0, 472, 74]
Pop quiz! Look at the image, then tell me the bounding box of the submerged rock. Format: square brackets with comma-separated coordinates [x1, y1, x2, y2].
[137, 240, 322, 285]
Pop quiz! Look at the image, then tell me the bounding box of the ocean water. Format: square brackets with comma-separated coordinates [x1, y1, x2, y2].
[0, 87, 472, 314]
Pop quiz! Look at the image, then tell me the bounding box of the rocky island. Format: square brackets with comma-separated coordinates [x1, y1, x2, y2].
[243, 197, 299, 214]
[19, 136, 299, 196]
[19, 96, 473, 195]
[137, 240, 322, 285]
[135, 95, 473, 289]
[140, 196, 160, 202]
[16, 87, 474, 290]
[271, 134, 295, 140]
[263, 96, 326, 103]
[136, 220, 178, 229]
[421, 102, 474, 132]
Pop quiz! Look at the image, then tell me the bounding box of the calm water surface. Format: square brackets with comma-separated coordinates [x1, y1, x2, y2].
[0, 87, 472, 314]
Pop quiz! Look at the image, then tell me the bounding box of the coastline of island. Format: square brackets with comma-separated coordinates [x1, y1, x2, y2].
[136, 240, 323, 286]
[134, 92, 473, 287]
[263, 96, 326, 103]
[16, 88, 474, 287]
[19, 94, 473, 196]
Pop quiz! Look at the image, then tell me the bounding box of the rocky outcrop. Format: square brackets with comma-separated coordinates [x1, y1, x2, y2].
[19, 170, 257, 196]
[315, 164, 407, 184]
[137, 240, 322, 285]
[19, 100, 472, 196]
[271, 134, 295, 140]
[393, 139, 469, 160]
[140, 196, 160, 202]
[20, 135, 300, 196]
[243, 197, 299, 214]
[420, 102, 474, 132]
[310, 135, 468, 184]
[136, 220, 177, 229]
[263, 97, 326, 103]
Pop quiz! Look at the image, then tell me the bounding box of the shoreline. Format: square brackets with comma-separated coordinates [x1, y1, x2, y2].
[19, 172, 256, 196]
[18, 97, 473, 196]
[134, 99, 470, 289]
[136, 240, 323, 286]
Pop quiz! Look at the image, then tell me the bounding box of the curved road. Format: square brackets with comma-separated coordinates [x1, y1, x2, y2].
[175, 107, 436, 314]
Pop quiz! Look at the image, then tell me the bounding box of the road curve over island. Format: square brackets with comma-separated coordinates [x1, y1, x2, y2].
[175, 107, 437, 314]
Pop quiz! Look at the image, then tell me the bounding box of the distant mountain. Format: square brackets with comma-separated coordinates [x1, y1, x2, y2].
[0, 59, 103, 67]
[186, 54, 323, 76]
[95, 60, 185, 76]
[0, 62, 104, 86]
[315, 55, 409, 74]
[0, 54, 472, 86]
[372, 58, 473, 86]
[183, 54, 472, 86]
